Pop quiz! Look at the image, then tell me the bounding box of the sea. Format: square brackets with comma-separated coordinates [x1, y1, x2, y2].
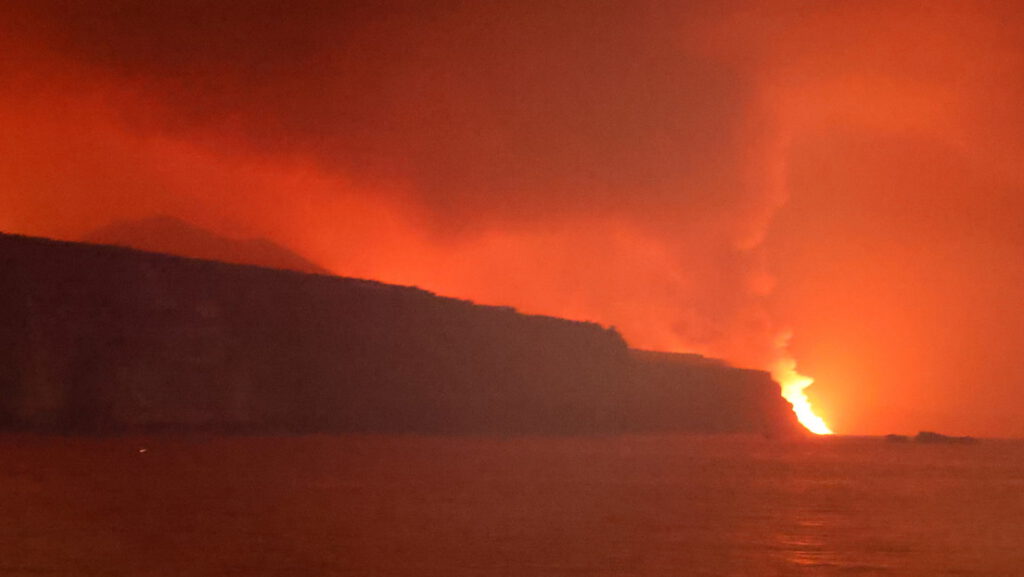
[3, 434, 1023, 576]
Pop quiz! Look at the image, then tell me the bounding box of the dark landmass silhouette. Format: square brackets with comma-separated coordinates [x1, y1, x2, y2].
[913, 431, 978, 444]
[0, 232, 804, 437]
[885, 432, 978, 444]
[84, 215, 330, 275]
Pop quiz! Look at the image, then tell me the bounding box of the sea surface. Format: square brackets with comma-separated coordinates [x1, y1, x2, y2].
[2, 434, 1022, 576]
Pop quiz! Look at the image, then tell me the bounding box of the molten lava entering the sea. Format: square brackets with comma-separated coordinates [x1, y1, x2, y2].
[773, 357, 833, 435]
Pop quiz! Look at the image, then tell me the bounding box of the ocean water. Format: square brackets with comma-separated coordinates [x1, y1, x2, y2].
[3, 434, 1023, 576]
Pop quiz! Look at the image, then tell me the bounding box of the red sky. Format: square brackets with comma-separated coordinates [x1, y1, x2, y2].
[3, 1, 1024, 436]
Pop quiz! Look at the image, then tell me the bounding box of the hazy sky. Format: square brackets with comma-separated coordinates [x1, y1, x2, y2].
[3, 1, 1024, 436]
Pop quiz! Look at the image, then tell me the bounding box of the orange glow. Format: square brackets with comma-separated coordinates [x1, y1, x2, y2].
[773, 356, 833, 435]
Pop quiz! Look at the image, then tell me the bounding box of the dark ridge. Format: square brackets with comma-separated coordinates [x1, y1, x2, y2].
[0, 231, 804, 437]
[84, 215, 331, 275]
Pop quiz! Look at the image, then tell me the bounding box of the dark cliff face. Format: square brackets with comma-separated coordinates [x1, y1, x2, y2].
[626, 351, 805, 437]
[0, 232, 803, 436]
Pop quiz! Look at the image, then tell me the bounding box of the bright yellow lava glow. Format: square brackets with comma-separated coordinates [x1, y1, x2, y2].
[773, 358, 833, 435]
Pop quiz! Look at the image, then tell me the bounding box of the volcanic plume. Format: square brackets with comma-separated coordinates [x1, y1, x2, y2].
[4, 2, 1024, 435]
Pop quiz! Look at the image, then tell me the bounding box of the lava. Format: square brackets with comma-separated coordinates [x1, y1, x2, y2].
[773, 356, 833, 435]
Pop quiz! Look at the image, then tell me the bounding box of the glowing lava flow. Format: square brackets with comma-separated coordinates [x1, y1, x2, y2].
[773, 356, 833, 435]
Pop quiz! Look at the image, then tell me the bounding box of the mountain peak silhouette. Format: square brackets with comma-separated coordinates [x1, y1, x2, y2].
[84, 215, 330, 275]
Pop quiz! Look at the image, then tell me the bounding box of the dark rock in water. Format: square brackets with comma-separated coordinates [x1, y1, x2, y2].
[884, 434, 910, 443]
[0, 231, 804, 437]
[915, 431, 978, 444]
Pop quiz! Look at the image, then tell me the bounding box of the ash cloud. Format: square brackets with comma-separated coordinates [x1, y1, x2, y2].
[23, 1, 761, 228]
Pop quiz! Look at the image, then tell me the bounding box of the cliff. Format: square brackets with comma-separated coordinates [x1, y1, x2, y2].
[624, 350, 802, 436]
[0, 232, 803, 436]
